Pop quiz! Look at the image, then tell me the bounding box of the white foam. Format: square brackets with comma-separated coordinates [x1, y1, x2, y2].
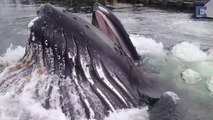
[171, 42, 208, 62]
[105, 107, 149, 120]
[0, 44, 25, 66]
[130, 34, 166, 56]
[0, 70, 68, 120]
[164, 91, 180, 104]
[181, 69, 202, 84]
[0, 93, 68, 120]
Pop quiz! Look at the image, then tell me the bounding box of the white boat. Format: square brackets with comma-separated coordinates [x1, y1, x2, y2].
[196, 0, 213, 18]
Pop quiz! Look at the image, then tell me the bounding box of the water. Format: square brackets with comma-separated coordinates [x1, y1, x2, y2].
[1, 0, 213, 120]
[0, 0, 36, 54]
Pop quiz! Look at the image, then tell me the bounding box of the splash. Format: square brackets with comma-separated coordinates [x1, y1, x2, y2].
[171, 42, 208, 62]
[0, 93, 68, 120]
[130, 34, 213, 93]
[130, 34, 166, 56]
[105, 107, 149, 120]
[0, 44, 25, 66]
[0, 70, 68, 120]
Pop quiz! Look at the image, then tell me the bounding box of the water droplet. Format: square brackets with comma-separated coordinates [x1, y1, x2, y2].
[45, 40, 48, 46]
[32, 36, 35, 41]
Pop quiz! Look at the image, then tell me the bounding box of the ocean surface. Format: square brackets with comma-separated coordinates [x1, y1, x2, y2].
[0, 0, 213, 120]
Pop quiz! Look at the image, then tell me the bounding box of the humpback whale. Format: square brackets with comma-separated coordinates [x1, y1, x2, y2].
[0, 3, 178, 120]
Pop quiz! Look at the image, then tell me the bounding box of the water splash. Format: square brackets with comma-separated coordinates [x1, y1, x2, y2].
[0, 44, 25, 66]
[0, 70, 68, 120]
[171, 42, 208, 62]
[105, 107, 149, 120]
[130, 35, 166, 56]
[181, 68, 202, 84]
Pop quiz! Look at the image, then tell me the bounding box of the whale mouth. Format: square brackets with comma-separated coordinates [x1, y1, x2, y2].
[92, 3, 140, 61]
[92, 8, 118, 42]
